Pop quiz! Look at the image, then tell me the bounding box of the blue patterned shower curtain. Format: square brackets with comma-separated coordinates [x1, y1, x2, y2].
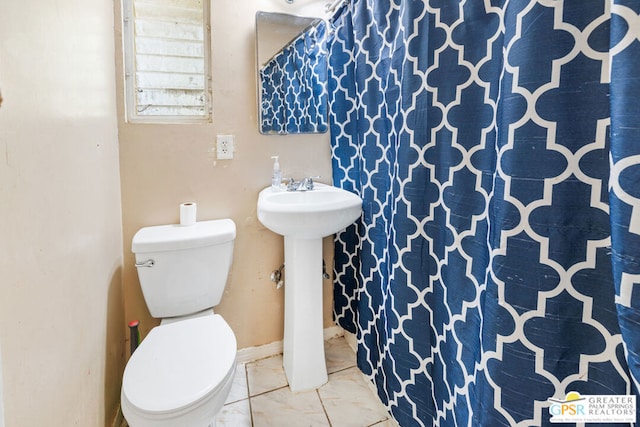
[259, 21, 328, 134]
[328, 1, 640, 426]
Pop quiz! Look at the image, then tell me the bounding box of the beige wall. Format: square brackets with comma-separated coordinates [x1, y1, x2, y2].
[116, 1, 336, 350]
[0, 0, 124, 426]
[0, 344, 4, 427]
[0, 0, 336, 425]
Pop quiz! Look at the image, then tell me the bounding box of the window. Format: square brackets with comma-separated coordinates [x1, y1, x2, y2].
[123, 0, 211, 123]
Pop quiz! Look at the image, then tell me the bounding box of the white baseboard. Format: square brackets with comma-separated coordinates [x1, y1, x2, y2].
[237, 325, 345, 364]
[323, 324, 346, 341]
[343, 330, 357, 353]
[237, 339, 283, 364]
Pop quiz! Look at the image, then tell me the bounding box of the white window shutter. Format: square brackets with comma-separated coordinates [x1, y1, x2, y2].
[124, 0, 211, 122]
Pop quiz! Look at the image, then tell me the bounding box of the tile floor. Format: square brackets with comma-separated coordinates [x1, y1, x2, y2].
[215, 336, 399, 427]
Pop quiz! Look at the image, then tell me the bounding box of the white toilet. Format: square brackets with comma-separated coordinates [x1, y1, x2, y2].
[121, 219, 237, 427]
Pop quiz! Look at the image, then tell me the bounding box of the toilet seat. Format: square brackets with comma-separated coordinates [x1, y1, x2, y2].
[122, 314, 236, 416]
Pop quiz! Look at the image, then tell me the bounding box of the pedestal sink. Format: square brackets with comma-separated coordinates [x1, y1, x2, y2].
[257, 183, 362, 391]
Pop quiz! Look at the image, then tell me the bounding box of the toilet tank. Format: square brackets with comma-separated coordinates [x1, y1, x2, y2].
[131, 219, 236, 318]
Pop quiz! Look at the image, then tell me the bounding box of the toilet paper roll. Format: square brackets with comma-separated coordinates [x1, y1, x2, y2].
[180, 202, 197, 226]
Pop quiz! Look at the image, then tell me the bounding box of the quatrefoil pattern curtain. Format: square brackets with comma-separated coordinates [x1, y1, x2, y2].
[259, 21, 328, 134]
[328, 1, 640, 425]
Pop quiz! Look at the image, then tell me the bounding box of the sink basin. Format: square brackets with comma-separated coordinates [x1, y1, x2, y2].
[257, 183, 362, 238]
[256, 183, 362, 391]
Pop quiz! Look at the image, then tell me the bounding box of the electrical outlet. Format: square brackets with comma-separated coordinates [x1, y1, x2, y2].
[217, 135, 234, 159]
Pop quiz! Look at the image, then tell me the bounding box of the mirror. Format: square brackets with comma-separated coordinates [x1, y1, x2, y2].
[256, 11, 329, 135]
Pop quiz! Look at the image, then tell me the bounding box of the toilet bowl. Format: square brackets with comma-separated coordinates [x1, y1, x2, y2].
[122, 219, 237, 426]
[121, 313, 237, 427]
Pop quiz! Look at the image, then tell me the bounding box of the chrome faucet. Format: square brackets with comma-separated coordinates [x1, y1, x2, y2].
[299, 176, 318, 191]
[285, 176, 320, 191]
[285, 178, 298, 191]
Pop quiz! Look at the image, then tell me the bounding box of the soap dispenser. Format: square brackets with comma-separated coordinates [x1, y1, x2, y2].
[271, 156, 282, 191]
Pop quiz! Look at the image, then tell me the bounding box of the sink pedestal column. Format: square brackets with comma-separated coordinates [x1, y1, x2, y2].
[282, 236, 328, 391]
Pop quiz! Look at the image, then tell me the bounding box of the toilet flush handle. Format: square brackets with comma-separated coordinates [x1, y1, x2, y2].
[135, 259, 155, 268]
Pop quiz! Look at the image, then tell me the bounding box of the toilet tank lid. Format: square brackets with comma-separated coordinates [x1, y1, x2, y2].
[132, 219, 236, 253]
